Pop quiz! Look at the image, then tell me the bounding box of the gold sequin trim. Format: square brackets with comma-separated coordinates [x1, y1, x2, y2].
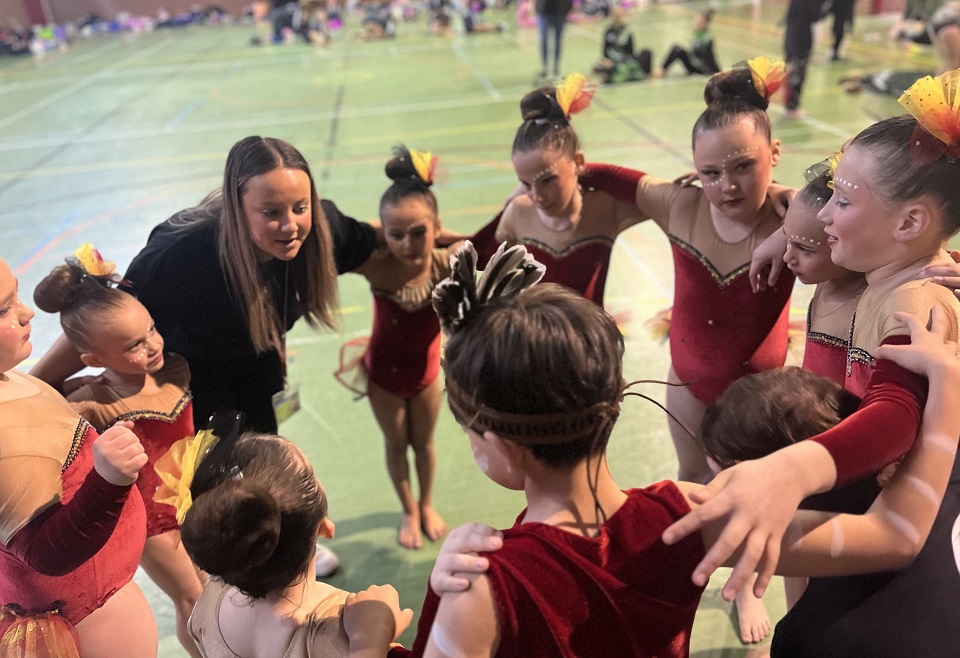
[520, 236, 615, 259]
[669, 236, 749, 288]
[844, 313, 876, 376]
[371, 252, 450, 312]
[110, 391, 192, 425]
[63, 419, 90, 473]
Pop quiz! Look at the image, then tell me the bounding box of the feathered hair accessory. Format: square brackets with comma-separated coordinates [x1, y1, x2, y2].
[898, 69, 960, 165]
[432, 241, 546, 335]
[65, 243, 128, 286]
[410, 148, 437, 185]
[555, 73, 595, 118]
[746, 56, 786, 101]
[803, 151, 841, 189]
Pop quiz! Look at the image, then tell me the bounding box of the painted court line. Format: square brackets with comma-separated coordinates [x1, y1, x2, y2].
[164, 61, 243, 133]
[451, 42, 502, 101]
[0, 37, 173, 132]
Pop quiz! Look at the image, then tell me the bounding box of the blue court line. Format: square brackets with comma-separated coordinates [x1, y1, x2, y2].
[14, 209, 81, 270]
[163, 61, 242, 133]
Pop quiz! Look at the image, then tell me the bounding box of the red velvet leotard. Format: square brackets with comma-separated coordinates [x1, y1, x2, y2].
[395, 483, 706, 658]
[521, 238, 614, 306]
[359, 245, 457, 399]
[0, 374, 145, 626]
[69, 354, 193, 537]
[802, 305, 850, 386]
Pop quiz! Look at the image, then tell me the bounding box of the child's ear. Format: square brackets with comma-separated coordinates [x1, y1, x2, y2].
[769, 139, 782, 167]
[894, 201, 935, 242]
[483, 430, 525, 463]
[574, 151, 586, 173]
[79, 352, 102, 368]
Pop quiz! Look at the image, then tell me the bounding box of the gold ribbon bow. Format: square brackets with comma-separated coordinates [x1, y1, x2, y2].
[899, 69, 960, 157]
[555, 73, 595, 118]
[154, 428, 221, 524]
[410, 149, 437, 184]
[746, 56, 786, 100]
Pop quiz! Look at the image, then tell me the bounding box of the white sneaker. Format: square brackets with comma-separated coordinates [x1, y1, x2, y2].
[315, 543, 340, 578]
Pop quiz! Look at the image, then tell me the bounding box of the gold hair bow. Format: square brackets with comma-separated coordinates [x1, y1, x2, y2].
[67, 243, 116, 278]
[154, 428, 221, 524]
[555, 73, 595, 118]
[746, 56, 786, 100]
[410, 149, 437, 184]
[899, 69, 960, 158]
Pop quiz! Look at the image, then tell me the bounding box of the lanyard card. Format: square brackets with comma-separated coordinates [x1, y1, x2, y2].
[272, 383, 301, 426]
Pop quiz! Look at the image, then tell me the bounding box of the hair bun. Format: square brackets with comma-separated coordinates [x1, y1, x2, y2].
[33, 264, 83, 313]
[520, 89, 567, 123]
[703, 64, 771, 110]
[181, 479, 281, 590]
[385, 145, 435, 187]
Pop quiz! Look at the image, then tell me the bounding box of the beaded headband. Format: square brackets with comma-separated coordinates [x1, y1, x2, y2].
[446, 376, 622, 445]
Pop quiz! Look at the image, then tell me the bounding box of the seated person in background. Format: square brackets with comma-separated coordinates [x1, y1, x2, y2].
[593, 5, 650, 83]
[463, 0, 507, 33]
[660, 9, 720, 76]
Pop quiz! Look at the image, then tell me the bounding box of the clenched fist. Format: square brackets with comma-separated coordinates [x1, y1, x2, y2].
[93, 422, 148, 486]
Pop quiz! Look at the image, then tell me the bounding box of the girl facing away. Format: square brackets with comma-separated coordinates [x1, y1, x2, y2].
[661, 70, 960, 657]
[0, 256, 155, 658]
[391, 242, 960, 658]
[344, 147, 460, 549]
[33, 246, 205, 658]
[175, 416, 412, 657]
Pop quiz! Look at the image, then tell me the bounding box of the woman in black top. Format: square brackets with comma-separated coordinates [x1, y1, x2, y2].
[33, 136, 378, 434]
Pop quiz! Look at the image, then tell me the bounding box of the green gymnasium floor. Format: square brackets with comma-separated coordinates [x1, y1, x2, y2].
[0, 2, 946, 655]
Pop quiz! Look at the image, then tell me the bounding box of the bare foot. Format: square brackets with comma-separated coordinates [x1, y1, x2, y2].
[733, 587, 772, 644]
[420, 504, 448, 542]
[397, 512, 422, 549]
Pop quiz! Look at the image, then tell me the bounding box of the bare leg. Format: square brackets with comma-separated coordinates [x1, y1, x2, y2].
[666, 366, 711, 483]
[407, 376, 446, 542]
[140, 530, 205, 658]
[368, 380, 421, 549]
[733, 574, 772, 644]
[75, 580, 157, 658]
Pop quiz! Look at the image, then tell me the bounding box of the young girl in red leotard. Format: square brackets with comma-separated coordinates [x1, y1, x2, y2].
[347, 147, 462, 549]
[0, 255, 154, 658]
[33, 246, 204, 658]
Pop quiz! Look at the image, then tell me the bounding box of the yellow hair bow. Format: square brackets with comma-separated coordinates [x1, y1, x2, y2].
[746, 56, 786, 100]
[899, 69, 960, 157]
[410, 149, 437, 185]
[154, 428, 221, 524]
[826, 151, 841, 189]
[68, 243, 116, 278]
[555, 73, 595, 118]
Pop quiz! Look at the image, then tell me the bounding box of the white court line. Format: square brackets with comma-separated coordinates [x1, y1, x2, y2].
[0, 92, 508, 152]
[0, 37, 173, 132]
[451, 42, 502, 101]
[299, 399, 343, 444]
[72, 39, 123, 65]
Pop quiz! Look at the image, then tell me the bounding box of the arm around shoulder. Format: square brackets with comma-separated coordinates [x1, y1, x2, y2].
[29, 334, 84, 390]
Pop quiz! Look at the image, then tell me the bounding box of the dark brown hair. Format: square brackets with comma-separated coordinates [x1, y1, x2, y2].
[848, 115, 960, 237]
[701, 367, 861, 469]
[33, 264, 129, 352]
[181, 433, 327, 599]
[512, 86, 582, 157]
[443, 284, 623, 468]
[692, 67, 772, 149]
[380, 145, 438, 217]
[797, 169, 833, 211]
